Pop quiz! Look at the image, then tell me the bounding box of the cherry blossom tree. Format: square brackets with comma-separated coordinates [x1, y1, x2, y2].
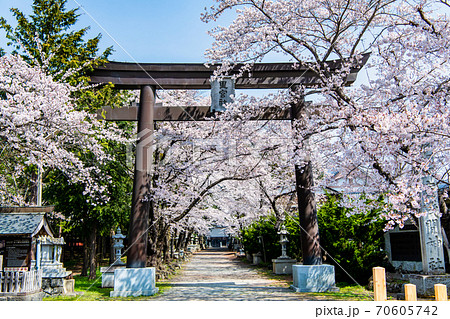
[0, 0, 135, 278]
[0, 54, 126, 205]
[202, 0, 450, 230]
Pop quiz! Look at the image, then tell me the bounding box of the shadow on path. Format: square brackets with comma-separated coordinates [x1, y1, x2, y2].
[153, 248, 321, 301]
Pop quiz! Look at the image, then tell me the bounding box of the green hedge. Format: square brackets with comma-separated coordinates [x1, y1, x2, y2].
[317, 193, 387, 284]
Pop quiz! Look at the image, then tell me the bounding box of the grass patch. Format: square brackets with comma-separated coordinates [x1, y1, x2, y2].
[314, 284, 374, 301]
[245, 259, 377, 301]
[43, 271, 170, 301]
[44, 256, 187, 301]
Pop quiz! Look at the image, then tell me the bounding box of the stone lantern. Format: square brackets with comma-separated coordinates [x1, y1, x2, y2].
[112, 227, 126, 266]
[101, 227, 127, 288]
[272, 224, 297, 275]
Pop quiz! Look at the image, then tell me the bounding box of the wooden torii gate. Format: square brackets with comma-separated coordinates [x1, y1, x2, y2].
[90, 55, 369, 268]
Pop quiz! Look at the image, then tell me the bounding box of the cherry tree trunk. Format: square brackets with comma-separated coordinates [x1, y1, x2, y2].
[146, 200, 160, 267]
[294, 161, 322, 265]
[184, 232, 192, 251]
[176, 232, 185, 252]
[163, 232, 170, 263]
[81, 237, 88, 277]
[88, 224, 97, 280]
[109, 229, 115, 265]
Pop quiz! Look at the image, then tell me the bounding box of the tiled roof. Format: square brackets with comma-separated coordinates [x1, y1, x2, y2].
[0, 213, 45, 236]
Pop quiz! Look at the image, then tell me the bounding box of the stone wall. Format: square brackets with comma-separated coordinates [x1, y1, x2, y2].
[41, 277, 74, 296]
[0, 291, 44, 301]
[42, 277, 64, 295]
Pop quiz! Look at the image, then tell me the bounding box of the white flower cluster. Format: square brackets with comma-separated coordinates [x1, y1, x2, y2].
[0, 54, 127, 205]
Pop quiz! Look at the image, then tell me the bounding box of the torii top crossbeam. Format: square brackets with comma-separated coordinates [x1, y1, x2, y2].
[89, 54, 369, 90]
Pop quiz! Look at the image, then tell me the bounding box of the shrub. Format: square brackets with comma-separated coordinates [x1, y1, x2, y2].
[317, 193, 387, 284]
[241, 214, 280, 263]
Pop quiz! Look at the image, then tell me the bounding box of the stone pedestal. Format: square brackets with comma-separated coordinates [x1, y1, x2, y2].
[408, 274, 450, 297]
[101, 265, 126, 288]
[252, 252, 263, 265]
[110, 267, 159, 297]
[63, 279, 75, 295]
[39, 265, 72, 296]
[0, 291, 45, 301]
[41, 276, 73, 295]
[187, 244, 200, 252]
[290, 264, 338, 292]
[272, 258, 297, 275]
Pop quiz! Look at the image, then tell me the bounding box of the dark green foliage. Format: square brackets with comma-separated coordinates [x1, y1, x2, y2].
[317, 193, 387, 284]
[0, 0, 111, 84]
[284, 215, 303, 261]
[240, 214, 303, 262]
[44, 140, 132, 237]
[241, 215, 280, 263]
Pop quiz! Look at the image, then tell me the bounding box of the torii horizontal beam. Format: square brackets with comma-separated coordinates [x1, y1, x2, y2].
[97, 103, 292, 121]
[89, 54, 370, 89]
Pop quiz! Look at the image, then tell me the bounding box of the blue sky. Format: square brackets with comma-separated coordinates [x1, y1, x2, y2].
[0, 0, 229, 63]
[0, 0, 284, 98]
[0, 0, 371, 96]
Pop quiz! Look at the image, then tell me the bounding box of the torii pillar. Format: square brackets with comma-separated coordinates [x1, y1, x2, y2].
[290, 92, 322, 266]
[127, 85, 155, 268]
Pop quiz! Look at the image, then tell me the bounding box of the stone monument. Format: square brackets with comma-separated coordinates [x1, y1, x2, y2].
[419, 211, 446, 274]
[272, 225, 297, 274]
[408, 178, 450, 296]
[252, 252, 263, 265]
[291, 264, 338, 292]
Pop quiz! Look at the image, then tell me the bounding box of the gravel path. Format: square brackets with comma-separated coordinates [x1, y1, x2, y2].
[153, 248, 323, 301]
